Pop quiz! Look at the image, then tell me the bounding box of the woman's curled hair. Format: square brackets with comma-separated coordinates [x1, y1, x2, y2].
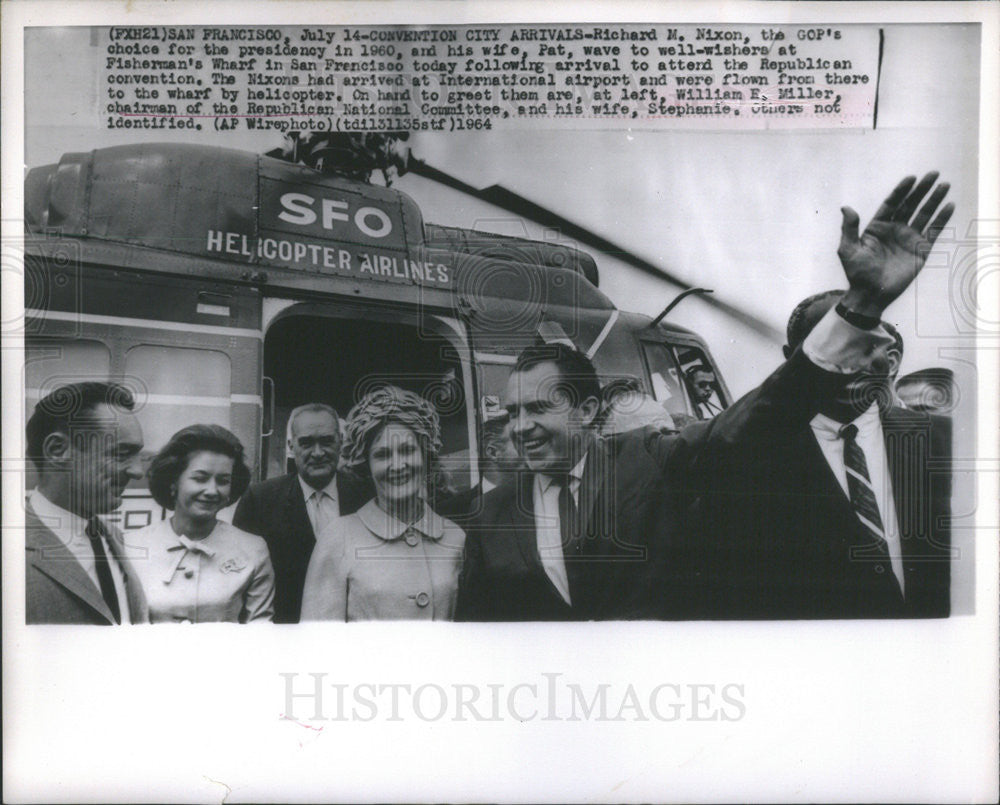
[147, 424, 252, 509]
[340, 385, 445, 496]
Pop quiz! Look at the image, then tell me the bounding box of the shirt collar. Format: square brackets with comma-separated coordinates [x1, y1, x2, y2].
[810, 403, 881, 442]
[29, 488, 88, 538]
[357, 498, 444, 542]
[538, 454, 589, 494]
[299, 474, 338, 502]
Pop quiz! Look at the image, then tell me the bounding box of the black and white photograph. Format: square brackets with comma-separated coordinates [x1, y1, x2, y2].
[3, 1, 997, 802]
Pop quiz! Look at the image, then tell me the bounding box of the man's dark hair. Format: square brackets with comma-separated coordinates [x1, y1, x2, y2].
[785, 290, 845, 351]
[785, 290, 905, 358]
[512, 342, 602, 410]
[26, 382, 136, 470]
[685, 365, 714, 381]
[481, 416, 510, 455]
[600, 376, 643, 405]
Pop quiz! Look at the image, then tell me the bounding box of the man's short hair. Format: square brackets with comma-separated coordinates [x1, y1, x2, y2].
[785, 290, 845, 350]
[785, 290, 905, 357]
[685, 365, 714, 381]
[481, 415, 510, 456]
[512, 342, 602, 409]
[600, 376, 643, 405]
[287, 403, 340, 437]
[26, 382, 135, 470]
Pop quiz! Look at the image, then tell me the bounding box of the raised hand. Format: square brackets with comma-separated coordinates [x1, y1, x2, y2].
[837, 172, 954, 320]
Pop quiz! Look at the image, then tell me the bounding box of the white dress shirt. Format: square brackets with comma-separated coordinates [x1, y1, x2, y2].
[802, 307, 893, 374]
[810, 403, 905, 594]
[299, 476, 340, 536]
[533, 455, 588, 606]
[28, 488, 131, 622]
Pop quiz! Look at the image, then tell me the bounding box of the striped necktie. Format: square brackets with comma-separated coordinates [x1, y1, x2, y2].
[839, 423, 895, 569]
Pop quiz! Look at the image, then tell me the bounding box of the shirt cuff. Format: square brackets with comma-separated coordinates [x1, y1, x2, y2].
[802, 306, 893, 374]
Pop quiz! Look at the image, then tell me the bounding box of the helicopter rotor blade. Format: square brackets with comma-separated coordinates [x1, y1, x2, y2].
[407, 158, 781, 340]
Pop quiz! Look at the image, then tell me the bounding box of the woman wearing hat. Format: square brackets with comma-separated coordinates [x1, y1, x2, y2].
[301, 386, 466, 621]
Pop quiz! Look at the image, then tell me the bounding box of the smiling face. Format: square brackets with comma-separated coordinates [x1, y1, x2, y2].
[289, 409, 341, 490]
[173, 450, 234, 523]
[367, 423, 427, 512]
[504, 361, 599, 475]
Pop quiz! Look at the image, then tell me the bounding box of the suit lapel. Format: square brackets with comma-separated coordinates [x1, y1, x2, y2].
[26, 505, 115, 624]
[578, 439, 609, 547]
[335, 473, 351, 516]
[794, 427, 866, 542]
[511, 471, 541, 571]
[285, 475, 316, 542]
[881, 407, 931, 566]
[336, 471, 371, 516]
[106, 525, 149, 623]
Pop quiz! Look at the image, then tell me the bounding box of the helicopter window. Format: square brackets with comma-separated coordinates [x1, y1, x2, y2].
[639, 341, 691, 418]
[26, 339, 112, 402]
[674, 347, 726, 419]
[123, 345, 233, 454]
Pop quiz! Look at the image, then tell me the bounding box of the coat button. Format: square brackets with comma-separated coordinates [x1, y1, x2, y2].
[415, 592, 430, 608]
[184, 569, 194, 579]
[405, 531, 419, 547]
[874, 564, 885, 574]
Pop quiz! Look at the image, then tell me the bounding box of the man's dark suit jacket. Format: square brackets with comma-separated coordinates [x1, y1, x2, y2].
[436, 481, 486, 526]
[455, 350, 852, 621]
[693, 406, 951, 619]
[232, 472, 370, 622]
[26, 503, 149, 625]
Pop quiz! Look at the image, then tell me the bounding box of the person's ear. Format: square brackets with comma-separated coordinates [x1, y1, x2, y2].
[887, 349, 902, 376]
[42, 431, 71, 464]
[577, 396, 601, 429]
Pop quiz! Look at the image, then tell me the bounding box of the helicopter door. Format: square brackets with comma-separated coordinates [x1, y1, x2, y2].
[260, 299, 477, 493]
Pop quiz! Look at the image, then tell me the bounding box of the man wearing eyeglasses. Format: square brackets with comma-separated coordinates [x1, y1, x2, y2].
[233, 403, 369, 622]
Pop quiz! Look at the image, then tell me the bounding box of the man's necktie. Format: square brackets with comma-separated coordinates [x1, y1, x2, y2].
[558, 476, 585, 599]
[85, 517, 122, 624]
[840, 424, 897, 580]
[310, 491, 332, 535]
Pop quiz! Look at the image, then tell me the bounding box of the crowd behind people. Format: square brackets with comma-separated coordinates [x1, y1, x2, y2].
[24, 172, 956, 624]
